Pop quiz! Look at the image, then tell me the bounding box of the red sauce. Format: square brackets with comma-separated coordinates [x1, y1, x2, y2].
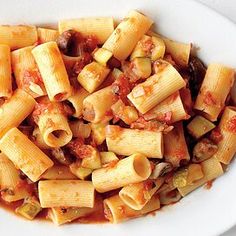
[107, 57, 121, 69]
[173, 148, 186, 160]
[203, 91, 217, 106]
[140, 37, 153, 54]
[111, 75, 131, 104]
[204, 180, 214, 190]
[32, 98, 71, 123]
[72, 53, 93, 75]
[105, 125, 123, 140]
[20, 69, 44, 95]
[225, 115, 236, 133]
[210, 127, 223, 144]
[67, 137, 98, 159]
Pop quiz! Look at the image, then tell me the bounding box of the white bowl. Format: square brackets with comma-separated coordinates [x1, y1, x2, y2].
[0, 0, 236, 235]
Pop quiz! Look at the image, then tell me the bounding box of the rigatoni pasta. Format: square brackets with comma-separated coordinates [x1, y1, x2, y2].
[32, 42, 71, 101]
[83, 86, 118, 123]
[59, 17, 114, 44]
[0, 153, 30, 202]
[127, 61, 186, 113]
[11, 46, 46, 98]
[104, 194, 160, 223]
[37, 27, 59, 43]
[92, 153, 151, 193]
[194, 64, 234, 121]
[0, 44, 12, 99]
[67, 87, 89, 118]
[0, 89, 36, 138]
[143, 91, 189, 123]
[38, 180, 94, 208]
[0, 127, 53, 182]
[164, 122, 190, 167]
[102, 10, 153, 60]
[34, 97, 72, 147]
[106, 125, 163, 158]
[212, 106, 236, 164]
[0, 25, 37, 50]
[0, 9, 235, 226]
[77, 61, 110, 93]
[148, 31, 191, 67]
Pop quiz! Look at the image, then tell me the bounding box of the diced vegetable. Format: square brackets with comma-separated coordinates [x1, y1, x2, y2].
[111, 99, 138, 125]
[100, 152, 119, 165]
[130, 35, 151, 60]
[193, 138, 218, 163]
[173, 168, 188, 188]
[132, 57, 151, 79]
[41, 165, 77, 180]
[69, 161, 92, 180]
[93, 48, 113, 66]
[151, 36, 165, 60]
[16, 197, 42, 220]
[150, 162, 173, 179]
[81, 146, 102, 169]
[111, 68, 123, 80]
[187, 164, 204, 185]
[91, 122, 108, 145]
[187, 115, 215, 138]
[173, 163, 204, 188]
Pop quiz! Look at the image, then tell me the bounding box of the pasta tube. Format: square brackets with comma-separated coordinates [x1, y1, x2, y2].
[143, 91, 188, 123]
[127, 61, 186, 114]
[37, 27, 59, 43]
[0, 128, 53, 182]
[32, 42, 71, 101]
[35, 98, 72, 147]
[0, 153, 30, 202]
[11, 46, 46, 98]
[67, 87, 89, 118]
[59, 17, 114, 44]
[119, 178, 164, 210]
[102, 10, 153, 60]
[83, 86, 118, 123]
[0, 44, 12, 99]
[130, 35, 165, 61]
[164, 122, 190, 167]
[49, 207, 95, 225]
[0, 89, 36, 138]
[0, 25, 37, 50]
[77, 62, 110, 93]
[41, 165, 77, 180]
[194, 64, 234, 121]
[106, 125, 163, 158]
[213, 106, 236, 164]
[69, 161, 92, 180]
[69, 120, 91, 138]
[148, 31, 191, 67]
[92, 153, 151, 193]
[177, 157, 223, 196]
[48, 195, 103, 225]
[104, 194, 160, 223]
[38, 180, 95, 208]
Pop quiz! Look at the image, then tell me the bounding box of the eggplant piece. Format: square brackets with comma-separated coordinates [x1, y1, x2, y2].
[188, 56, 206, 99]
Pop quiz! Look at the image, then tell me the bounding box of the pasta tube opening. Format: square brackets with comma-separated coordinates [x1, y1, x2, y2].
[133, 154, 152, 179]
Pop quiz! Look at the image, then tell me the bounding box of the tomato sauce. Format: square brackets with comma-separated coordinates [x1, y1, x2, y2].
[225, 115, 236, 133]
[203, 91, 217, 106]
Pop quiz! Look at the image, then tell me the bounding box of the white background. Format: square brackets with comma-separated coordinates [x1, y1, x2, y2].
[197, 1, 236, 235]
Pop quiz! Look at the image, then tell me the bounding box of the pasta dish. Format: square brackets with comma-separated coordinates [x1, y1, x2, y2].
[0, 10, 235, 225]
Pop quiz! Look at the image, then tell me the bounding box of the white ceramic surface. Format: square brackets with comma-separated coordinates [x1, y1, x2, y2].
[0, 0, 236, 235]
